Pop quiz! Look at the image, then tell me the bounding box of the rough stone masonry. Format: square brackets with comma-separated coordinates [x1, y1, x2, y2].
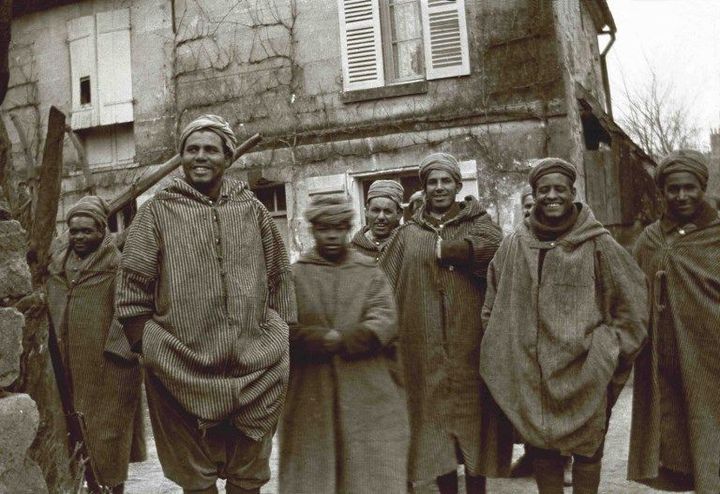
[0, 205, 48, 494]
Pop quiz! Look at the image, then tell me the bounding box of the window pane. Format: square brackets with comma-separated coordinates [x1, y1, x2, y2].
[386, 0, 424, 81]
[255, 188, 276, 212]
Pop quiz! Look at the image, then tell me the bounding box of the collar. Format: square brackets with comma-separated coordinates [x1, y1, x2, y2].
[423, 202, 461, 227]
[529, 203, 580, 241]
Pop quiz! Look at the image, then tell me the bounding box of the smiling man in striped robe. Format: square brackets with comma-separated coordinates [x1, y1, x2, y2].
[116, 115, 295, 494]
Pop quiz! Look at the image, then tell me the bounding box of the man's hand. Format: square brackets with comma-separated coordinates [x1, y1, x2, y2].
[322, 329, 342, 353]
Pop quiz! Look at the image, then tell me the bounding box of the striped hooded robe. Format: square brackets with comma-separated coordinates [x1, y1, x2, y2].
[380, 197, 512, 482]
[628, 203, 720, 493]
[116, 177, 295, 440]
[46, 233, 145, 487]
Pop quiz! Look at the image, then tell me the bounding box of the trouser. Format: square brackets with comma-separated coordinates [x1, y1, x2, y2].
[145, 372, 273, 493]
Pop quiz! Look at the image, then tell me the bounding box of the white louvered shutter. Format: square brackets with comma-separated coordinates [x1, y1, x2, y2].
[96, 9, 134, 125]
[420, 0, 470, 80]
[67, 15, 98, 129]
[338, 0, 385, 91]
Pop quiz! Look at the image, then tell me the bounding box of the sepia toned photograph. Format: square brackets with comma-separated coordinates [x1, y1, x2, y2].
[0, 0, 718, 493]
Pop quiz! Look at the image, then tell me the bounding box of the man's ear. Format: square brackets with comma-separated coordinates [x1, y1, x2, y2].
[571, 186, 577, 200]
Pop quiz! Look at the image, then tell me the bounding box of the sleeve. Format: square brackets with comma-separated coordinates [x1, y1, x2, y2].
[480, 236, 507, 331]
[339, 269, 397, 360]
[378, 226, 405, 288]
[115, 202, 160, 349]
[595, 237, 649, 406]
[463, 214, 503, 279]
[257, 201, 297, 324]
[289, 323, 334, 358]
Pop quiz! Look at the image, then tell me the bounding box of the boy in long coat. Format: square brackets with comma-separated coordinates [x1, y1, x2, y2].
[628, 150, 720, 494]
[279, 194, 408, 494]
[479, 158, 648, 494]
[117, 115, 295, 494]
[46, 196, 145, 493]
[381, 153, 509, 494]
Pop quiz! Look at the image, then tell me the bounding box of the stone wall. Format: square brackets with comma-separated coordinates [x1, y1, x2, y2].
[0, 209, 49, 493]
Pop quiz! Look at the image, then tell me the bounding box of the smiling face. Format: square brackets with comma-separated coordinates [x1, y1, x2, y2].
[68, 215, 104, 258]
[366, 196, 402, 240]
[312, 222, 351, 261]
[181, 130, 229, 198]
[662, 171, 705, 221]
[425, 169, 460, 214]
[533, 172, 576, 224]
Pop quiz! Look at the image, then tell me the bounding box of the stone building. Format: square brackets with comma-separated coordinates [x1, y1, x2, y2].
[708, 129, 720, 207]
[4, 0, 659, 258]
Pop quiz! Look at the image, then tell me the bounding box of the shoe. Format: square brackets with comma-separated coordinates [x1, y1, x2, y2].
[510, 453, 534, 478]
[563, 457, 572, 486]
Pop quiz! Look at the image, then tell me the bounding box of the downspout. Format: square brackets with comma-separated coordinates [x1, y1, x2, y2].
[599, 28, 615, 118]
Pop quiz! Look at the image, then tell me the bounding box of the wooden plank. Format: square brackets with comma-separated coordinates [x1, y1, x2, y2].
[29, 106, 65, 284]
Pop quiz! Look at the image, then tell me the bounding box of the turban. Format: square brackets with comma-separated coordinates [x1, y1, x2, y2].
[366, 180, 404, 208]
[655, 149, 709, 189]
[419, 153, 462, 187]
[66, 195, 109, 230]
[521, 185, 533, 201]
[304, 194, 354, 225]
[178, 114, 238, 159]
[529, 157, 577, 189]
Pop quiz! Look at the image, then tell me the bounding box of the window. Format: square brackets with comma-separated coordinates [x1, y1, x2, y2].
[79, 123, 136, 168]
[68, 9, 134, 129]
[252, 184, 290, 247]
[338, 0, 470, 92]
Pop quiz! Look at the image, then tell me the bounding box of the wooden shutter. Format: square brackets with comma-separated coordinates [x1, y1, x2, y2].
[457, 159, 478, 200]
[338, 0, 385, 91]
[420, 0, 470, 80]
[96, 9, 134, 125]
[67, 15, 98, 129]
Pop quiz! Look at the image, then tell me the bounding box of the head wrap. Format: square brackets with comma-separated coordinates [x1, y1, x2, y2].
[178, 114, 238, 159]
[366, 180, 404, 208]
[304, 194, 354, 225]
[66, 195, 109, 230]
[655, 149, 709, 189]
[520, 185, 534, 201]
[529, 157, 577, 189]
[419, 153, 462, 188]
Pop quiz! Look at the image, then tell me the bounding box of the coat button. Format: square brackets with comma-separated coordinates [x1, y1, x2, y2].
[449, 265, 454, 271]
[550, 242, 556, 247]
[678, 229, 685, 235]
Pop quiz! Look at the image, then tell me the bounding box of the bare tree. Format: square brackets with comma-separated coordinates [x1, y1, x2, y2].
[617, 64, 702, 159]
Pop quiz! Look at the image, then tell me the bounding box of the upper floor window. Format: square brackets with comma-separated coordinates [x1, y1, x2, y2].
[338, 0, 470, 92]
[68, 9, 134, 129]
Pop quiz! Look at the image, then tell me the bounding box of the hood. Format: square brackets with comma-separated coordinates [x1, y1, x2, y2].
[552, 203, 609, 247]
[156, 177, 254, 203]
[413, 195, 488, 229]
[296, 247, 375, 267]
[49, 230, 118, 277]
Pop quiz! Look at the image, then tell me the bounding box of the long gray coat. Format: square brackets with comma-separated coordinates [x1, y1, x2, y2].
[279, 250, 408, 494]
[480, 205, 648, 457]
[380, 198, 512, 481]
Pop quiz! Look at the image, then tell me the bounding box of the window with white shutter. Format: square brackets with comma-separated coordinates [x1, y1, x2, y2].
[338, 0, 385, 91]
[68, 8, 134, 129]
[338, 0, 470, 92]
[96, 9, 134, 125]
[420, 0, 470, 80]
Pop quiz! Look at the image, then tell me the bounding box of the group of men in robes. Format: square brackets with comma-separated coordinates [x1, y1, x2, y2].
[47, 112, 719, 494]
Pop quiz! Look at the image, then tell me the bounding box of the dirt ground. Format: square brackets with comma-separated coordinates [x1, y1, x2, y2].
[126, 386, 689, 493]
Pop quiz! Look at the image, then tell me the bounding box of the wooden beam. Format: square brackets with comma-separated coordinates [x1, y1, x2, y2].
[29, 105, 64, 284]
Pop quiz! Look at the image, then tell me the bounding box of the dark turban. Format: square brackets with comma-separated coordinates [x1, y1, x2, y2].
[304, 194, 354, 225]
[419, 153, 462, 187]
[367, 180, 404, 208]
[655, 149, 709, 189]
[179, 114, 238, 160]
[529, 157, 577, 189]
[66, 195, 110, 230]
